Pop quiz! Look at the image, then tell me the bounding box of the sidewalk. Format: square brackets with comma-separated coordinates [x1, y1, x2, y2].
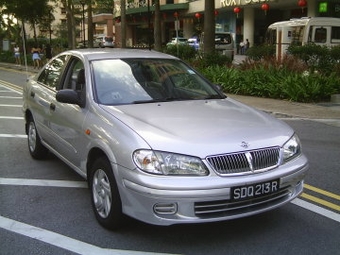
[1, 60, 339, 121]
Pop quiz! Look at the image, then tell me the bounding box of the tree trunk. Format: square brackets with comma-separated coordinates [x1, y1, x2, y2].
[153, 0, 161, 51]
[64, 0, 76, 49]
[120, 0, 126, 48]
[87, 0, 94, 48]
[203, 0, 215, 55]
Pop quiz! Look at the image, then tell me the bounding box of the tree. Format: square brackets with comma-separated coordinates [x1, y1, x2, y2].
[1, 0, 51, 45]
[203, 0, 215, 55]
[93, 0, 113, 13]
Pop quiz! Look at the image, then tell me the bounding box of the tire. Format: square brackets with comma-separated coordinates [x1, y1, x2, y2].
[89, 157, 125, 230]
[27, 117, 48, 159]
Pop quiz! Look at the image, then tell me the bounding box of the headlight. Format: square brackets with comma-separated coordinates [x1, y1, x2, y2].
[282, 134, 301, 162]
[133, 150, 209, 176]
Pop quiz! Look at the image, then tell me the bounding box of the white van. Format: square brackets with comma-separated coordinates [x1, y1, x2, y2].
[266, 17, 340, 58]
[215, 32, 235, 60]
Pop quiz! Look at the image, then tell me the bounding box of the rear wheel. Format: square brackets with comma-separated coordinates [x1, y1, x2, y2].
[89, 157, 125, 229]
[27, 117, 48, 159]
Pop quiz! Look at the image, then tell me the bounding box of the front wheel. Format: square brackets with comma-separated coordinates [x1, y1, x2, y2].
[89, 157, 125, 230]
[27, 117, 48, 159]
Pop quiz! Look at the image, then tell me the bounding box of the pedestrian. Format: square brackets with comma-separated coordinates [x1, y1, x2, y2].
[14, 44, 21, 65]
[45, 44, 53, 61]
[239, 41, 245, 55]
[245, 39, 250, 53]
[31, 45, 42, 69]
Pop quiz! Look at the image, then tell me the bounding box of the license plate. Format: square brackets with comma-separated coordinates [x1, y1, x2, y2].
[231, 180, 279, 200]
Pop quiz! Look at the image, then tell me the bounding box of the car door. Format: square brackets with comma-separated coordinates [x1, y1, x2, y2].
[29, 55, 68, 148]
[47, 57, 89, 170]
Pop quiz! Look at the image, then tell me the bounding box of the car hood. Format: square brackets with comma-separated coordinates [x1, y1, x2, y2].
[101, 98, 293, 157]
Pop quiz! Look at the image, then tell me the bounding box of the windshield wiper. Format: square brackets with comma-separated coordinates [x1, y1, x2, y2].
[133, 97, 184, 104]
[203, 94, 226, 99]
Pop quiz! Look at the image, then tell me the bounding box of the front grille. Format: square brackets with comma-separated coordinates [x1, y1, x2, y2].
[195, 186, 291, 218]
[206, 147, 280, 175]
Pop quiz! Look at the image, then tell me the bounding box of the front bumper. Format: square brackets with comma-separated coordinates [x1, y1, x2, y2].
[119, 155, 309, 226]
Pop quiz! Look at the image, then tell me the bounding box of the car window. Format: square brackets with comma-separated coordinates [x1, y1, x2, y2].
[38, 55, 68, 89]
[92, 58, 223, 105]
[62, 58, 85, 92]
[105, 37, 113, 42]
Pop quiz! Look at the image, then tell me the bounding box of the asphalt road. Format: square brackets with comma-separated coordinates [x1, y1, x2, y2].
[0, 68, 339, 255]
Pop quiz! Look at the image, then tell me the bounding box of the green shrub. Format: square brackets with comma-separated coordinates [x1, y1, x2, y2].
[287, 44, 340, 75]
[163, 44, 196, 61]
[191, 51, 232, 69]
[0, 50, 14, 63]
[198, 62, 340, 103]
[245, 44, 275, 61]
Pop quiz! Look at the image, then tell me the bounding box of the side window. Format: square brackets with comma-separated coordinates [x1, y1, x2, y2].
[62, 58, 85, 92]
[37, 55, 67, 89]
[314, 27, 327, 43]
[331, 26, 340, 43]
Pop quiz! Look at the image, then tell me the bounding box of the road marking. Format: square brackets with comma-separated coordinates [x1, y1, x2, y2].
[0, 96, 22, 99]
[0, 81, 23, 93]
[0, 178, 87, 188]
[304, 184, 340, 200]
[0, 116, 24, 119]
[291, 198, 340, 223]
[0, 134, 26, 138]
[300, 193, 340, 212]
[0, 104, 22, 107]
[0, 216, 178, 255]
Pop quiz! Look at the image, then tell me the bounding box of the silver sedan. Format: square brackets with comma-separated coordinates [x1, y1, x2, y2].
[23, 49, 308, 229]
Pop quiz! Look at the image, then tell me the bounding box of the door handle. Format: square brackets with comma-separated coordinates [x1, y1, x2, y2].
[30, 91, 35, 98]
[50, 103, 56, 111]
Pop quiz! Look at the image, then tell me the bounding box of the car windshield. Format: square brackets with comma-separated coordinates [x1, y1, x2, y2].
[92, 58, 224, 105]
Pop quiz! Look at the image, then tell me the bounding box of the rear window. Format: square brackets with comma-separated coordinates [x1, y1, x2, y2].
[105, 37, 113, 42]
[215, 34, 232, 44]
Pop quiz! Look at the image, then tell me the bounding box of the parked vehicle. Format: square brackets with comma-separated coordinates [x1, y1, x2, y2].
[166, 37, 188, 47]
[23, 49, 308, 230]
[188, 37, 200, 50]
[94, 35, 114, 48]
[215, 32, 235, 60]
[266, 17, 340, 58]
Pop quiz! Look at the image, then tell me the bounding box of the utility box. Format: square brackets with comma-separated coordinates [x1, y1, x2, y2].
[2, 40, 10, 51]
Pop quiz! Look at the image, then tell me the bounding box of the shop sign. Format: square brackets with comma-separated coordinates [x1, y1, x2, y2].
[220, 0, 272, 7]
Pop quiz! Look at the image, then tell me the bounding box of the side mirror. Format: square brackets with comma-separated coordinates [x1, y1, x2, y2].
[56, 89, 85, 107]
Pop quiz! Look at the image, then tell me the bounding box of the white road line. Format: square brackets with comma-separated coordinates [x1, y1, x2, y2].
[0, 116, 24, 119]
[0, 96, 22, 99]
[0, 104, 22, 107]
[291, 198, 340, 223]
[0, 216, 178, 255]
[0, 134, 26, 138]
[0, 178, 87, 188]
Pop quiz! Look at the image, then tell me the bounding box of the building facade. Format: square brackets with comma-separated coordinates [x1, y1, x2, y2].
[22, 0, 340, 48]
[113, 0, 340, 48]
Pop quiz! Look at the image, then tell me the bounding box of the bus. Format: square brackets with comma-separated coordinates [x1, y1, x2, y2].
[266, 17, 340, 59]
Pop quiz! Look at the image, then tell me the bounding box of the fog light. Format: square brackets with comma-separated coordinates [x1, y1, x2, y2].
[153, 203, 178, 215]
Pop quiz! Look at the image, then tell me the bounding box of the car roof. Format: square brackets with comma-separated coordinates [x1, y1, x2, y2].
[63, 48, 179, 61]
